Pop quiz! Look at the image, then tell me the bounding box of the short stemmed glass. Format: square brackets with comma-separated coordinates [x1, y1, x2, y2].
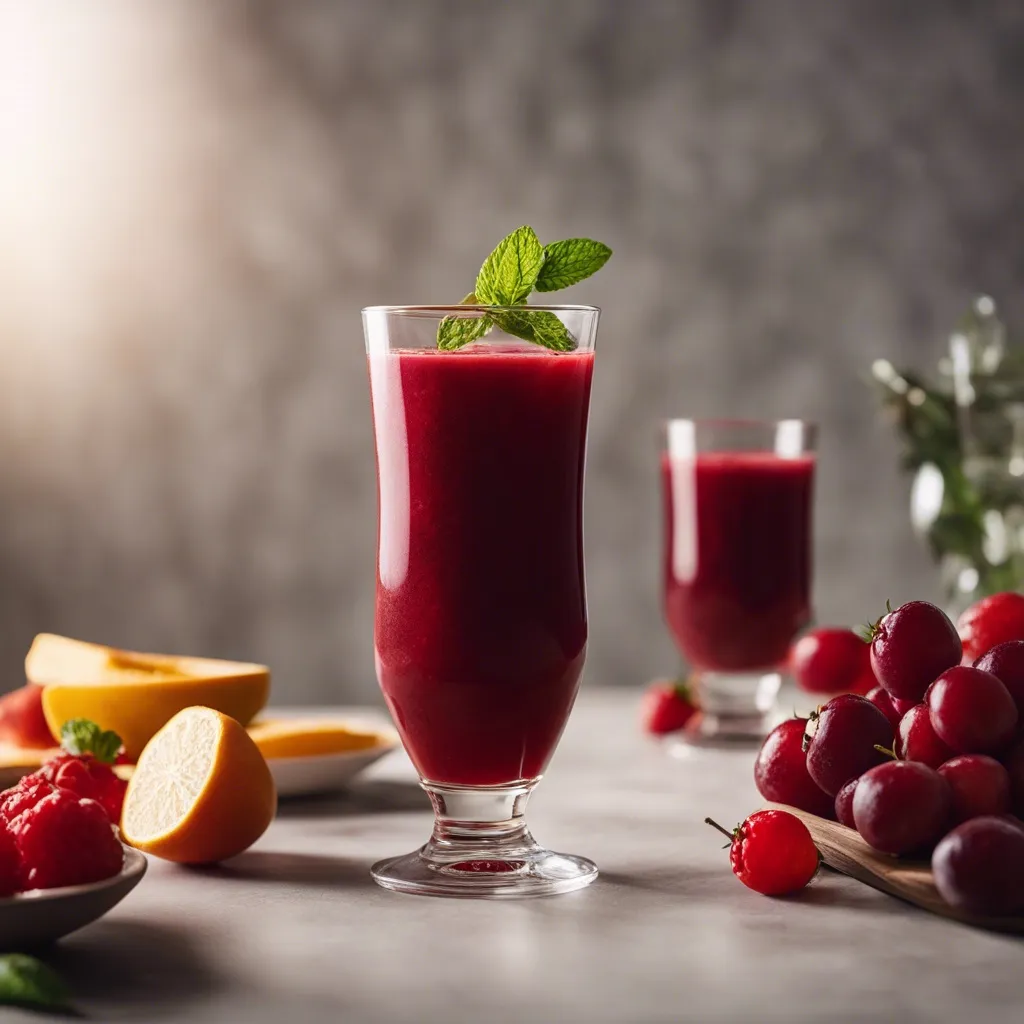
[363, 305, 600, 897]
[661, 419, 817, 743]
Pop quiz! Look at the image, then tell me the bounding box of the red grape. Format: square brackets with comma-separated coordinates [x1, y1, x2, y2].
[896, 704, 953, 769]
[804, 694, 894, 797]
[754, 718, 835, 818]
[926, 666, 1018, 754]
[868, 600, 962, 702]
[852, 760, 952, 856]
[891, 696, 917, 717]
[974, 641, 1024, 720]
[865, 686, 901, 730]
[958, 592, 1024, 663]
[932, 816, 1024, 915]
[790, 629, 874, 695]
[938, 755, 1011, 825]
[1001, 738, 1024, 818]
[834, 777, 859, 829]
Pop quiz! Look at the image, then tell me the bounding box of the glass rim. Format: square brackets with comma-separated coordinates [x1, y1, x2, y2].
[662, 417, 818, 430]
[362, 304, 601, 315]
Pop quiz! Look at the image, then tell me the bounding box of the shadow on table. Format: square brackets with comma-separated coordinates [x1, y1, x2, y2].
[46, 918, 220, 1019]
[274, 779, 430, 819]
[191, 850, 375, 890]
[599, 866, 727, 897]
[600, 867, 890, 911]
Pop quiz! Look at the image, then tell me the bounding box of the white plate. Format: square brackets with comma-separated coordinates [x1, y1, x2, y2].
[268, 732, 399, 798]
[0, 719, 402, 800]
[0, 847, 147, 951]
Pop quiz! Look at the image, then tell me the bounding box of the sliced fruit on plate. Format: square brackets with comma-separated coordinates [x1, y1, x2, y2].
[0, 744, 55, 770]
[26, 634, 270, 762]
[246, 718, 384, 759]
[121, 705, 276, 864]
[0, 685, 55, 750]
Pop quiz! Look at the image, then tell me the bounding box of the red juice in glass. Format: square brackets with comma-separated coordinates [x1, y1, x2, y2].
[371, 347, 593, 786]
[661, 419, 816, 742]
[363, 303, 600, 898]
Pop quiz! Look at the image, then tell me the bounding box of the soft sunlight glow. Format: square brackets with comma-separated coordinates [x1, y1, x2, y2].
[0, 4, 186, 343]
[0, 6, 96, 273]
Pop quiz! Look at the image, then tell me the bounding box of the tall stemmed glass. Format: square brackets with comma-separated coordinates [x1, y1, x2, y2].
[662, 419, 817, 743]
[363, 305, 599, 897]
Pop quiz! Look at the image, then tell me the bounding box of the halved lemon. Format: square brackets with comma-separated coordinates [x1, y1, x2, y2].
[121, 706, 276, 864]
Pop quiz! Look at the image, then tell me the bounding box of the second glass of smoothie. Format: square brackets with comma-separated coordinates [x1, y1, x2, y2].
[662, 418, 816, 743]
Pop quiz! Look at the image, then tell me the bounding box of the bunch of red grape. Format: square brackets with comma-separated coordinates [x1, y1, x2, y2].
[757, 592, 1024, 917]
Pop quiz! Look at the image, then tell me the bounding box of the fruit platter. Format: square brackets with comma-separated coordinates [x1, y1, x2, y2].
[0, 634, 397, 796]
[0, 632, 398, 969]
[733, 592, 1024, 930]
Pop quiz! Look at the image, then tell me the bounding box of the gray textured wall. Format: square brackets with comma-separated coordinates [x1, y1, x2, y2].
[1, 0, 1023, 704]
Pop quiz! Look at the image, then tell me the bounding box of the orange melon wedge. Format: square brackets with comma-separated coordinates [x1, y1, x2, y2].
[27, 634, 269, 762]
[246, 718, 385, 759]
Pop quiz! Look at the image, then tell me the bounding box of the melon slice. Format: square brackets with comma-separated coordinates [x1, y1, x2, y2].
[27, 634, 270, 761]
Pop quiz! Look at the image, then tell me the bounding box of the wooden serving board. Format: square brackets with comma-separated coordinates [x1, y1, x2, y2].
[768, 803, 1024, 935]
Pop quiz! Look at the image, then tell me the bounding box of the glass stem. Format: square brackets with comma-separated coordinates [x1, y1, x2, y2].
[421, 781, 538, 862]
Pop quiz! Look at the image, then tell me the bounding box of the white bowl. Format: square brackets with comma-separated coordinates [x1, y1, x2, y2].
[268, 734, 398, 798]
[0, 847, 147, 951]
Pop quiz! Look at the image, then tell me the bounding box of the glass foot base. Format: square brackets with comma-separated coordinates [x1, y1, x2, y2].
[371, 845, 598, 899]
[676, 670, 783, 747]
[370, 779, 597, 899]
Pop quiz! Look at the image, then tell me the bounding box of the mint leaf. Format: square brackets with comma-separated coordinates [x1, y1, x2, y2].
[492, 309, 576, 352]
[60, 718, 122, 764]
[0, 955, 71, 1011]
[459, 292, 477, 304]
[474, 226, 544, 306]
[535, 238, 612, 292]
[437, 313, 493, 351]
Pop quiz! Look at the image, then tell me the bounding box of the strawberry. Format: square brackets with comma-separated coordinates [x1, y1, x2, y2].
[38, 756, 127, 826]
[0, 777, 59, 827]
[0, 827, 20, 896]
[31, 720, 127, 825]
[10, 789, 123, 891]
[641, 680, 698, 735]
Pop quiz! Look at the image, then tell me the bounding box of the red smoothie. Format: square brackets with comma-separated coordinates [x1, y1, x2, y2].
[370, 346, 594, 786]
[662, 452, 814, 671]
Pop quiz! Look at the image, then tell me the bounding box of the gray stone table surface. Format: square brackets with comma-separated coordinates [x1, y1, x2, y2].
[11, 690, 1024, 1024]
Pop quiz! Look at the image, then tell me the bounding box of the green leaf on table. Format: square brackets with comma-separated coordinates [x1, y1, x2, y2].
[0, 954, 72, 1011]
[436, 313, 493, 351]
[492, 309, 576, 352]
[474, 225, 545, 306]
[535, 238, 612, 292]
[60, 718, 122, 764]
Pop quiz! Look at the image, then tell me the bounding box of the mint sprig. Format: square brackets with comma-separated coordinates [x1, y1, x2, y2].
[60, 718, 122, 764]
[0, 954, 72, 1011]
[436, 225, 611, 351]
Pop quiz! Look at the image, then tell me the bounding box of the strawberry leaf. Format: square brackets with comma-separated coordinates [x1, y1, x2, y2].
[671, 679, 696, 707]
[60, 719, 123, 764]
